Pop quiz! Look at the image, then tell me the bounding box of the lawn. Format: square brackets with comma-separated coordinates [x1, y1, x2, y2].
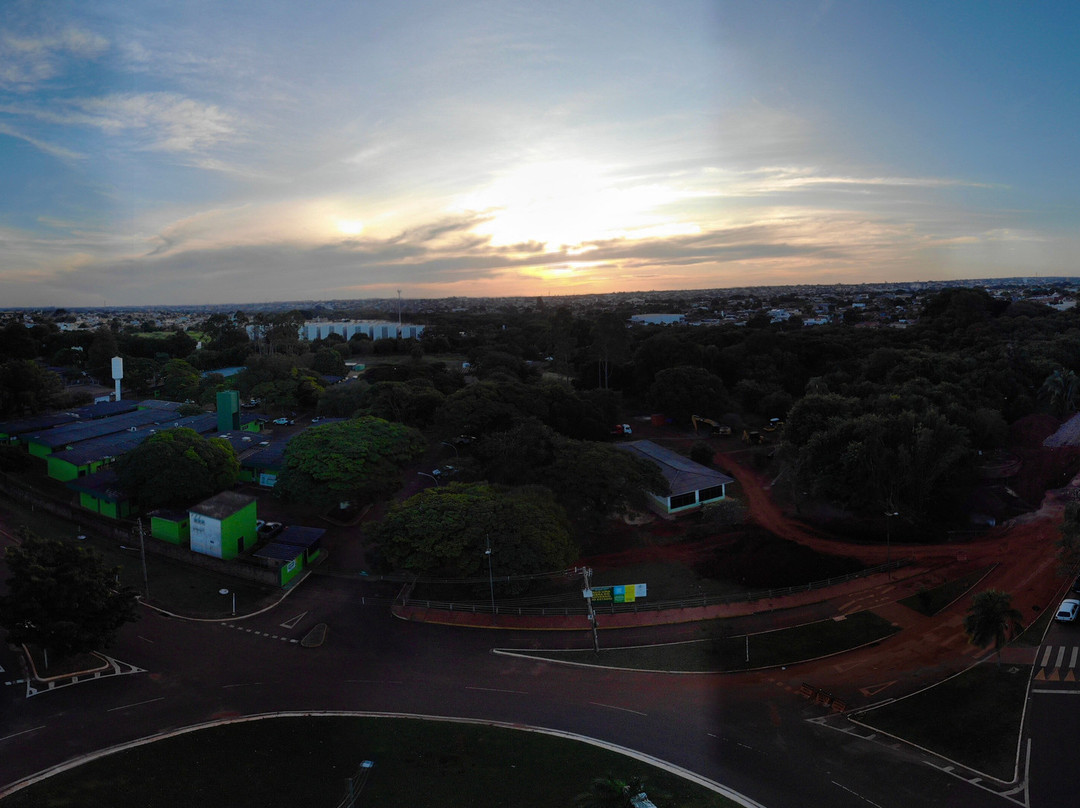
[852, 662, 1031, 781]
[0, 715, 739, 808]
[898, 566, 993, 617]
[510, 610, 900, 672]
[0, 495, 282, 618]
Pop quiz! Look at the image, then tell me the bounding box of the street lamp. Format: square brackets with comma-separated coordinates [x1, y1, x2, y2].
[485, 537, 495, 617]
[418, 471, 439, 486]
[884, 511, 899, 577]
[219, 588, 235, 616]
[441, 441, 458, 457]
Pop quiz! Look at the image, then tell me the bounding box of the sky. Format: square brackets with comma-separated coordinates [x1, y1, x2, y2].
[2, 0, 1079, 307]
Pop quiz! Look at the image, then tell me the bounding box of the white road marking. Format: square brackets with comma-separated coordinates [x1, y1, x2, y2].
[1055, 646, 1066, 668]
[222, 682, 263, 689]
[1040, 646, 1052, 667]
[832, 780, 885, 808]
[107, 697, 164, 712]
[588, 701, 647, 716]
[467, 686, 528, 695]
[0, 726, 45, 743]
[137, 635, 155, 643]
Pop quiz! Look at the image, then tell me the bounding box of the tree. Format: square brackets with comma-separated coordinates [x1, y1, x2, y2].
[1058, 501, 1080, 570]
[160, 358, 200, 401]
[1040, 368, 1080, 416]
[0, 535, 139, 661]
[0, 359, 64, 417]
[962, 589, 1023, 665]
[115, 428, 240, 509]
[646, 365, 727, 425]
[275, 417, 426, 511]
[372, 482, 577, 580]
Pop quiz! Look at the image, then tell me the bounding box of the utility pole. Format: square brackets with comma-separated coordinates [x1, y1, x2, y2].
[137, 518, 149, 601]
[581, 567, 600, 653]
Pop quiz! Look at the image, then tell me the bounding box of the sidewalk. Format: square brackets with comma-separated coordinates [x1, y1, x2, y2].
[391, 563, 945, 631]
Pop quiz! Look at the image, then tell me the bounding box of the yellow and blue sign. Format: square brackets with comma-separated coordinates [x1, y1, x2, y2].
[591, 584, 647, 603]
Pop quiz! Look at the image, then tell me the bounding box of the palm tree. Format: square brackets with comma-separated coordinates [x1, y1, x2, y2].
[575, 774, 647, 808]
[1040, 369, 1080, 416]
[963, 589, 1024, 665]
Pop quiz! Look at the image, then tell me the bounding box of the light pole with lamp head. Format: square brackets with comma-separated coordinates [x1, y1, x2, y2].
[884, 511, 899, 578]
[485, 537, 495, 618]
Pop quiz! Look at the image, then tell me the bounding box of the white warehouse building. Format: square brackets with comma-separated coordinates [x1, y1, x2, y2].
[303, 320, 425, 341]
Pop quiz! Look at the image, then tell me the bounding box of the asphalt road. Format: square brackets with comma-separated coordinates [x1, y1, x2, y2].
[0, 574, 1029, 808]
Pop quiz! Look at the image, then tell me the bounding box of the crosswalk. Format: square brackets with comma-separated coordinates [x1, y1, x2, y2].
[1034, 645, 1080, 682]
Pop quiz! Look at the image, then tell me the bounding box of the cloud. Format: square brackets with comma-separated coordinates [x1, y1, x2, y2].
[0, 121, 84, 160]
[0, 92, 239, 153]
[0, 26, 108, 89]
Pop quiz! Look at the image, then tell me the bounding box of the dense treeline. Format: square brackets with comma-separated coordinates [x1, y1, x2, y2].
[4, 286, 1079, 544]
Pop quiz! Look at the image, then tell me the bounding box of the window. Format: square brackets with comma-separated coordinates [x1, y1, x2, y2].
[699, 485, 725, 503]
[669, 492, 697, 510]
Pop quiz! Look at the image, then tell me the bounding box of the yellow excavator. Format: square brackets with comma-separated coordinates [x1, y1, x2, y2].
[691, 414, 731, 436]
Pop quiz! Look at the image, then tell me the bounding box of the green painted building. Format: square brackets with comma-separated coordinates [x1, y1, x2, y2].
[149, 508, 191, 545]
[189, 491, 258, 560]
[66, 469, 134, 520]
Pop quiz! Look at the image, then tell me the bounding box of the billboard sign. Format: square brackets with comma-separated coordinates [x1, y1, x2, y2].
[590, 584, 647, 603]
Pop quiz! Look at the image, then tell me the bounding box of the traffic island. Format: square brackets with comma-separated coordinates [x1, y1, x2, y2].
[301, 623, 327, 647]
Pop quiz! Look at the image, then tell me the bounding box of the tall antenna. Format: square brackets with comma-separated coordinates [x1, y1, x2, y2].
[397, 289, 402, 327]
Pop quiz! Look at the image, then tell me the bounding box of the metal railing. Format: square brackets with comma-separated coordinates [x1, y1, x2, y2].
[394, 559, 909, 617]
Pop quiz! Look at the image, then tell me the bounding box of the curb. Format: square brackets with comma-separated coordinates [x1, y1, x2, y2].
[0, 711, 767, 808]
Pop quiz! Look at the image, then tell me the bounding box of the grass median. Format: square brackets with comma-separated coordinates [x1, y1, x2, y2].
[0, 715, 739, 808]
[507, 610, 900, 672]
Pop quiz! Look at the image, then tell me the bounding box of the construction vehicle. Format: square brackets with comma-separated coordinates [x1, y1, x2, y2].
[742, 429, 764, 445]
[691, 414, 731, 436]
[762, 417, 784, 433]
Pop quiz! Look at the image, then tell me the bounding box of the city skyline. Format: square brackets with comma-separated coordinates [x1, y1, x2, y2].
[2, 1, 1078, 307]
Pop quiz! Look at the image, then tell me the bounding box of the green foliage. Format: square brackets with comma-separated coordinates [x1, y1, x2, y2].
[0, 535, 139, 659]
[0, 359, 64, 417]
[358, 379, 445, 427]
[160, 358, 200, 402]
[647, 365, 727, 424]
[574, 774, 648, 808]
[275, 417, 426, 511]
[962, 589, 1023, 663]
[116, 428, 240, 509]
[1040, 368, 1080, 416]
[474, 421, 669, 527]
[1059, 501, 1080, 570]
[372, 482, 576, 578]
[312, 347, 347, 377]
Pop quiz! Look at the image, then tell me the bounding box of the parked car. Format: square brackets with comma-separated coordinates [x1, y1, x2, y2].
[273, 417, 293, 426]
[1056, 598, 1080, 622]
[258, 521, 283, 539]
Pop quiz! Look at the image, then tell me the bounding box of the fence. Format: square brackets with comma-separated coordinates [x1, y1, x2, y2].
[0, 473, 281, 587]
[394, 560, 908, 617]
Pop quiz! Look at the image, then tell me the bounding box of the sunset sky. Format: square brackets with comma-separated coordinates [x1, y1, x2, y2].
[2, 1, 1078, 307]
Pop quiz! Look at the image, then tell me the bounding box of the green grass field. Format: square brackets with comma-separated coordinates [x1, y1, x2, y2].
[1, 716, 739, 808]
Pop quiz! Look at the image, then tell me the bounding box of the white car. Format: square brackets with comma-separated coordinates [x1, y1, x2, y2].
[1056, 599, 1080, 622]
[272, 417, 292, 425]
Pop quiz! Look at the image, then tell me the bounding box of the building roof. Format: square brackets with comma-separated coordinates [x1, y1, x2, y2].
[253, 542, 303, 562]
[136, 399, 183, 411]
[0, 411, 79, 437]
[73, 400, 139, 419]
[189, 490, 256, 520]
[614, 439, 734, 497]
[65, 468, 128, 502]
[148, 507, 190, 523]
[277, 525, 325, 548]
[25, 408, 173, 449]
[48, 413, 220, 466]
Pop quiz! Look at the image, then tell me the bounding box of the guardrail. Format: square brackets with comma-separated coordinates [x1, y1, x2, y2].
[395, 559, 909, 616]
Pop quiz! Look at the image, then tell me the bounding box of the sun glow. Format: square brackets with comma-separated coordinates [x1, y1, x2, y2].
[335, 218, 365, 236]
[457, 160, 689, 250]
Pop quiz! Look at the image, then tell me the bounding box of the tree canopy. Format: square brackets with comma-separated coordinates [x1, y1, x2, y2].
[962, 589, 1023, 664]
[275, 417, 426, 511]
[0, 534, 139, 660]
[372, 482, 577, 579]
[116, 427, 240, 509]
